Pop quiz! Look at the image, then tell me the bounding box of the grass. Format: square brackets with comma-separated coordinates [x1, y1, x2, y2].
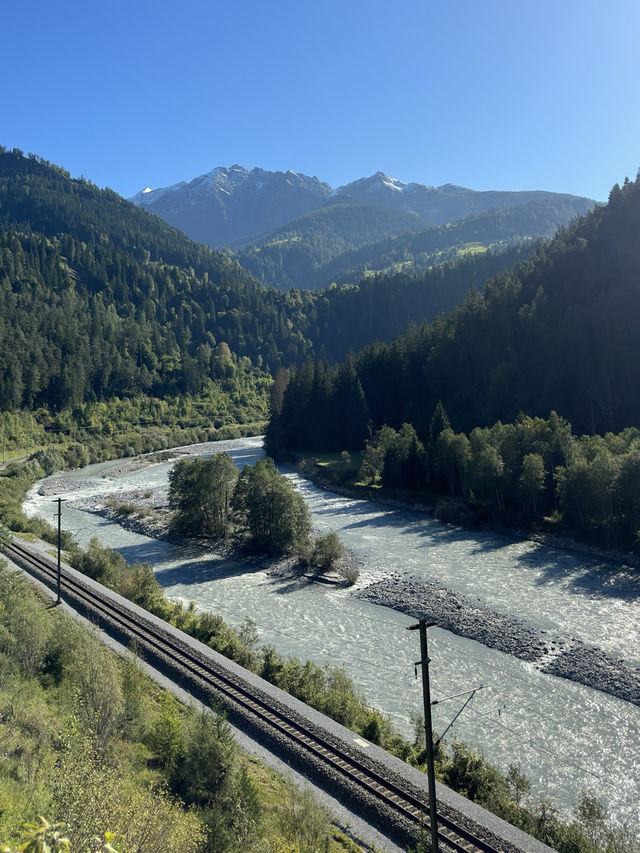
[0, 570, 380, 853]
[299, 449, 364, 470]
[0, 445, 46, 465]
[263, 235, 302, 248]
[456, 242, 488, 256]
[243, 758, 373, 853]
[13, 531, 38, 542]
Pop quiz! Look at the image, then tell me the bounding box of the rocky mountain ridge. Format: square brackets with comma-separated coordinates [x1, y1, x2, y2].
[131, 165, 595, 253]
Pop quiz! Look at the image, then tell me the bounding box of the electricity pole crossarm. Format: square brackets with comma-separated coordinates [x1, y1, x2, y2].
[436, 691, 477, 746]
[431, 685, 484, 705]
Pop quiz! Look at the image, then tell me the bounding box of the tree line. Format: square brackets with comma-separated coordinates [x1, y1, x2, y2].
[349, 173, 640, 438]
[259, 198, 587, 290]
[266, 172, 640, 549]
[268, 384, 640, 553]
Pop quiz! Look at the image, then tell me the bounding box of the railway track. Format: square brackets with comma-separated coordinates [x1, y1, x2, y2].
[4, 539, 523, 853]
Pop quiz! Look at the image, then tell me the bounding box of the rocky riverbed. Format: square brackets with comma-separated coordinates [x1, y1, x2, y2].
[356, 575, 640, 706]
[69, 482, 640, 708]
[37, 444, 640, 710]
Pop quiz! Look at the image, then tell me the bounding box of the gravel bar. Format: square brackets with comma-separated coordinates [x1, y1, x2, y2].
[356, 575, 640, 705]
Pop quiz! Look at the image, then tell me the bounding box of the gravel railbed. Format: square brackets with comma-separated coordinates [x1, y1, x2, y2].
[356, 575, 640, 705]
[84, 561, 553, 852]
[6, 552, 404, 853]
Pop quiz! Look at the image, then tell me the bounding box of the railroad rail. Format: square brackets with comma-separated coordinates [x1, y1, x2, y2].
[4, 539, 531, 853]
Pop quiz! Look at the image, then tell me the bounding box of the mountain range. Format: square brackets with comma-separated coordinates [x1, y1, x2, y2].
[130, 167, 594, 289]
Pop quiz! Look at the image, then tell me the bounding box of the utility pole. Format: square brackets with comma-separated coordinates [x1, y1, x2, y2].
[53, 497, 65, 604]
[408, 619, 439, 853]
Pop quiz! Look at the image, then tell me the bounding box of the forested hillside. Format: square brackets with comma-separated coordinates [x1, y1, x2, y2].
[0, 148, 295, 410]
[298, 241, 537, 362]
[0, 147, 550, 413]
[273, 175, 639, 440]
[315, 197, 594, 286]
[234, 202, 423, 289]
[237, 196, 593, 290]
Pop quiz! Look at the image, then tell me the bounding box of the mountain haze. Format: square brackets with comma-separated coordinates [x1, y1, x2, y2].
[130, 165, 332, 248]
[331, 171, 592, 224]
[131, 165, 594, 290]
[237, 197, 589, 290]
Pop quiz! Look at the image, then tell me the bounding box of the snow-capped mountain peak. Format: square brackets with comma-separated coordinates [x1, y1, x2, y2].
[128, 164, 593, 252]
[333, 171, 408, 198]
[129, 165, 332, 247]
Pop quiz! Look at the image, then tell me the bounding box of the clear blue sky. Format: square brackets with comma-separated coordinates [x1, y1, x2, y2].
[4, 0, 639, 202]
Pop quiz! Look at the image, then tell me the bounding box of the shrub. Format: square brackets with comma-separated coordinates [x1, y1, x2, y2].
[308, 531, 343, 573]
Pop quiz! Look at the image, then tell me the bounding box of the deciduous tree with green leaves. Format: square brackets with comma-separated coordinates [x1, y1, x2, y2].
[232, 458, 311, 554]
[169, 453, 239, 539]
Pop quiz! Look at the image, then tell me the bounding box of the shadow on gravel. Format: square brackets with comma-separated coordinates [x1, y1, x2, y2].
[267, 577, 317, 595]
[463, 535, 516, 554]
[228, 447, 265, 469]
[413, 524, 486, 548]
[338, 507, 430, 533]
[310, 500, 390, 521]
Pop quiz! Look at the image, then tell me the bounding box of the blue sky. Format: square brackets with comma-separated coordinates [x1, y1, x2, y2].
[4, 0, 639, 201]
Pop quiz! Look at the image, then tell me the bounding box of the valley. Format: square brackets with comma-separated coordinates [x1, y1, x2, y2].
[130, 165, 594, 291]
[0, 147, 638, 853]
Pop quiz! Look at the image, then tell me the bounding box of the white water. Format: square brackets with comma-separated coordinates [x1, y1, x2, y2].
[23, 437, 640, 834]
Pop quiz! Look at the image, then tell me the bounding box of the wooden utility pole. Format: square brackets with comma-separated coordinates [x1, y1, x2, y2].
[54, 497, 64, 604]
[408, 619, 439, 853]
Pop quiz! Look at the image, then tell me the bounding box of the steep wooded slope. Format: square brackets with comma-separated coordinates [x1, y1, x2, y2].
[0, 149, 301, 409]
[272, 174, 640, 440]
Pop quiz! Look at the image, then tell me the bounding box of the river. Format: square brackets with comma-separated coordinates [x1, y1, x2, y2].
[23, 437, 640, 835]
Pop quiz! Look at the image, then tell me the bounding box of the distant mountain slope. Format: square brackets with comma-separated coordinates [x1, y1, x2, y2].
[1, 147, 600, 420]
[130, 165, 593, 290]
[0, 150, 260, 288]
[0, 148, 309, 411]
[304, 241, 538, 363]
[331, 170, 593, 225]
[130, 165, 332, 247]
[242, 197, 593, 290]
[234, 202, 423, 290]
[1, 147, 542, 414]
[280, 173, 640, 437]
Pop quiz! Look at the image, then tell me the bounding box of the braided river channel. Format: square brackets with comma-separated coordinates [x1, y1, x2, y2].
[24, 437, 640, 835]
